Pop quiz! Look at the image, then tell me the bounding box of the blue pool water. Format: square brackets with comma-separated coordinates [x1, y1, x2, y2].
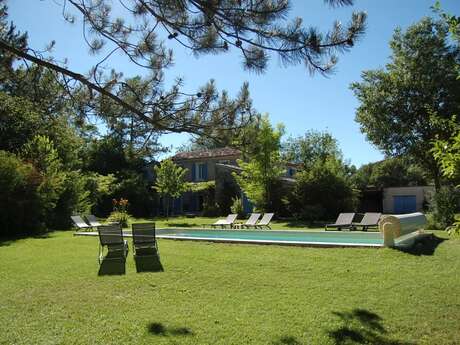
[157, 229, 384, 247]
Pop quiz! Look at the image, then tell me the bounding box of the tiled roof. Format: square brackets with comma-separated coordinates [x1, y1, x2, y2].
[171, 147, 241, 160]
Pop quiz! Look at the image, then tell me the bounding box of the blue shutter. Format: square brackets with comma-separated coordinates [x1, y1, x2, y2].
[394, 196, 416, 214]
[191, 163, 196, 181]
[203, 163, 208, 180]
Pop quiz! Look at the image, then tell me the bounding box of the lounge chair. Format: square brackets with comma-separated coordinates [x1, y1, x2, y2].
[85, 214, 102, 227]
[97, 224, 128, 264]
[352, 213, 381, 231]
[132, 223, 158, 257]
[255, 213, 274, 229]
[210, 214, 238, 228]
[71, 215, 92, 231]
[325, 213, 355, 231]
[236, 213, 261, 229]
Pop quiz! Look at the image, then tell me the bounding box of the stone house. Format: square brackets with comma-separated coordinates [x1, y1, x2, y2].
[170, 147, 297, 215]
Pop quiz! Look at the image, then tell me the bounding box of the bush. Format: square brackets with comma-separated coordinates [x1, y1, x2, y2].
[50, 171, 92, 229]
[429, 186, 460, 230]
[288, 159, 358, 221]
[230, 197, 246, 218]
[115, 171, 155, 217]
[446, 218, 460, 237]
[0, 150, 43, 236]
[107, 198, 131, 227]
[215, 167, 239, 215]
[202, 200, 220, 217]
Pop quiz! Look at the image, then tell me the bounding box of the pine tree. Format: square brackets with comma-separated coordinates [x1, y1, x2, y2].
[0, 0, 366, 143]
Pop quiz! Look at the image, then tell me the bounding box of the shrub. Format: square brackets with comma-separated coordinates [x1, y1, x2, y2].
[215, 167, 239, 214]
[429, 186, 460, 230]
[288, 159, 358, 221]
[230, 197, 246, 218]
[107, 198, 131, 227]
[0, 150, 43, 236]
[50, 171, 92, 229]
[446, 218, 460, 237]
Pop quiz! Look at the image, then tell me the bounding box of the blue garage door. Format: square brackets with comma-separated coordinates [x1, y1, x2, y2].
[393, 195, 416, 214]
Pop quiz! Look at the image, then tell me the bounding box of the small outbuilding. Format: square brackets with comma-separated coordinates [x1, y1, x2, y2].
[382, 186, 434, 214]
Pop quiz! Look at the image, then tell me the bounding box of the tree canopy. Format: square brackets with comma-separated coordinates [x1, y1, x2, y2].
[0, 0, 366, 144]
[351, 157, 428, 190]
[233, 115, 285, 212]
[282, 130, 343, 170]
[351, 17, 460, 189]
[153, 159, 188, 218]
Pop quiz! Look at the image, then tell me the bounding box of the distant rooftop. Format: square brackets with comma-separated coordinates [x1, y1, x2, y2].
[171, 147, 241, 160]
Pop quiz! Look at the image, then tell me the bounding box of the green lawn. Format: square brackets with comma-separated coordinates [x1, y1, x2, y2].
[1, 224, 459, 344]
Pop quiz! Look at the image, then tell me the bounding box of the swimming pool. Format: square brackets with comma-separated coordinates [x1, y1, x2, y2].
[156, 229, 384, 247]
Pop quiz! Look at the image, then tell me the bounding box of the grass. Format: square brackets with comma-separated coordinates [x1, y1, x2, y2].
[1, 222, 460, 344]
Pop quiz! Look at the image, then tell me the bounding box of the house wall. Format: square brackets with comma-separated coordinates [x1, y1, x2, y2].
[175, 157, 239, 182]
[382, 186, 434, 214]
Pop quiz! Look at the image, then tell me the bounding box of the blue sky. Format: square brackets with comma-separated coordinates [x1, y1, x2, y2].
[8, 0, 460, 166]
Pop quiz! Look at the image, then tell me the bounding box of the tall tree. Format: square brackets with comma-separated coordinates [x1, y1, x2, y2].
[233, 115, 285, 211]
[431, 4, 460, 183]
[153, 159, 188, 219]
[0, 0, 366, 143]
[283, 130, 343, 170]
[351, 17, 460, 190]
[351, 157, 428, 190]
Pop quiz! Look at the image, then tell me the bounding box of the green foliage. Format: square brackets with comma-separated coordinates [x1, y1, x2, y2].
[154, 159, 189, 218]
[0, 134, 91, 234]
[351, 17, 460, 189]
[0, 150, 43, 235]
[433, 1, 460, 46]
[282, 130, 357, 220]
[51, 171, 92, 229]
[107, 198, 130, 227]
[188, 181, 219, 216]
[0, 91, 83, 168]
[115, 171, 156, 218]
[215, 167, 240, 215]
[188, 181, 215, 193]
[352, 157, 428, 189]
[290, 158, 358, 221]
[428, 186, 460, 230]
[447, 219, 460, 237]
[283, 130, 342, 170]
[230, 197, 245, 219]
[233, 115, 285, 212]
[432, 116, 460, 183]
[21, 135, 67, 225]
[1, 0, 367, 142]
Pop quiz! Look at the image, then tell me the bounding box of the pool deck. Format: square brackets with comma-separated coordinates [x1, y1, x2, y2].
[74, 228, 385, 248]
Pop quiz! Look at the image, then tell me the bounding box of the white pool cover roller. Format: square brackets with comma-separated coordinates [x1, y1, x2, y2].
[379, 212, 427, 247]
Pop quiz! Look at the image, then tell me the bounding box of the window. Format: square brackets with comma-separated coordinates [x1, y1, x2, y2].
[194, 162, 208, 181]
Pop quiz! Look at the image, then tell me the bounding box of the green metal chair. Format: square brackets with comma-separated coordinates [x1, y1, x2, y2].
[97, 224, 128, 264]
[132, 223, 158, 257]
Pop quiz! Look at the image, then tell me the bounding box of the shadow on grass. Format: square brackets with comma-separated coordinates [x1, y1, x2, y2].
[0, 232, 52, 247]
[398, 234, 446, 256]
[147, 322, 194, 337]
[272, 335, 303, 345]
[134, 248, 164, 273]
[328, 308, 416, 345]
[98, 253, 126, 276]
